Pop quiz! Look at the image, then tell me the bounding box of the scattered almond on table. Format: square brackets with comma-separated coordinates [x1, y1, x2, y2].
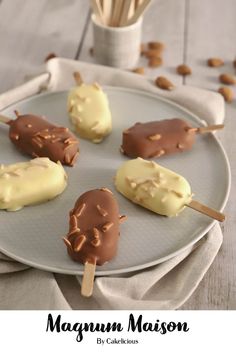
[140, 40, 166, 69]
[218, 86, 234, 102]
[145, 49, 163, 58]
[155, 76, 175, 90]
[44, 52, 57, 62]
[148, 56, 163, 68]
[207, 58, 224, 67]
[176, 64, 192, 76]
[148, 41, 165, 52]
[140, 43, 146, 56]
[219, 73, 236, 85]
[132, 67, 145, 75]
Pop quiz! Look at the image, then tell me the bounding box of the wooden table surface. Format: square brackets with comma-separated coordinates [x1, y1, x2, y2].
[0, 0, 235, 310]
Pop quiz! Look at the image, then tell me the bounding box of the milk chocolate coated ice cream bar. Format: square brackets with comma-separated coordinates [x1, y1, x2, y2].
[7, 113, 79, 166]
[121, 118, 224, 158]
[63, 188, 126, 266]
[63, 188, 126, 297]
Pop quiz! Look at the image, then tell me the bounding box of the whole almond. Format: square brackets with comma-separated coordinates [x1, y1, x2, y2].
[148, 57, 163, 68]
[148, 41, 165, 51]
[207, 58, 224, 67]
[132, 67, 145, 75]
[218, 86, 233, 102]
[145, 49, 163, 58]
[44, 52, 57, 62]
[155, 76, 175, 90]
[89, 47, 94, 56]
[176, 64, 192, 76]
[233, 59, 236, 69]
[219, 73, 236, 85]
[140, 43, 146, 56]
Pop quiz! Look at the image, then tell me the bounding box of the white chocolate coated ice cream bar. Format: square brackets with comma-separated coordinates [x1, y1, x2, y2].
[115, 157, 192, 217]
[0, 157, 67, 211]
[67, 83, 112, 143]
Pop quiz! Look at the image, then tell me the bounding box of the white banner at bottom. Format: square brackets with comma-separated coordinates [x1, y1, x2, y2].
[0, 310, 234, 353]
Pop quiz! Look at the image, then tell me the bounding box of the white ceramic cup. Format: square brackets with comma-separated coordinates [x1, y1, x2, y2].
[92, 14, 142, 69]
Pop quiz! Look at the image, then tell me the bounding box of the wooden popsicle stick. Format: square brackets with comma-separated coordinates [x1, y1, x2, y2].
[111, 0, 124, 27]
[81, 261, 96, 297]
[186, 124, 224, 134]
[197, 124, 224, 134]
[90, 0, 105, 25]
[73, 71, 83, 86]
[125, 0, 151, 26]
[0, 114, 11, 125]
[187, 200, 225, 222]
[128, 0, 135, 19]
[119, 0, 133, 26]
[135, 0, 143, 9]
[102, 0, 113, 25]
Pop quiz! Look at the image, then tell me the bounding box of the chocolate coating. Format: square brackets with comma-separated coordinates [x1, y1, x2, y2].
[121, 118, 196, 158]
[64, 188, 123, 266]
[9, 114, 79, 166]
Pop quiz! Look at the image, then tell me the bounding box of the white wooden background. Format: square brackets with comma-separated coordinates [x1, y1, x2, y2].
[0, 0, 235, 309]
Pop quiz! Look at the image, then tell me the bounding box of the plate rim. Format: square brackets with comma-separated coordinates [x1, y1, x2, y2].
[0, 86, 231, 276]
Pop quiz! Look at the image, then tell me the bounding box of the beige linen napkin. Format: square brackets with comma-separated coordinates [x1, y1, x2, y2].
[0, 58, 225, 310]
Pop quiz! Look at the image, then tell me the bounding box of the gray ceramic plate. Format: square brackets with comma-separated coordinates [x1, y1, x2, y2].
[0, 87, 230, 275]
